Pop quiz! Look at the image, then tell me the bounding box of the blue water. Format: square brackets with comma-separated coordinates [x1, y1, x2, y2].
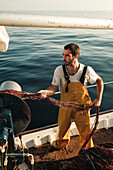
[1, 10, 113, 130]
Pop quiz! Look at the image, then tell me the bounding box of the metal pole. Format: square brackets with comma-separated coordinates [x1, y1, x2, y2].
[0, 12, 113, 29]
[55, 81, 113, 95]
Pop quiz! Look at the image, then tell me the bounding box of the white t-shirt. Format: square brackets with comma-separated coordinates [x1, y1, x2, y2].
[52, 63, 99, 94]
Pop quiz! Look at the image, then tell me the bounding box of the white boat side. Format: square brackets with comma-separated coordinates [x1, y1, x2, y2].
[16, 109, 113, 149]
[0, 12, 113, 29]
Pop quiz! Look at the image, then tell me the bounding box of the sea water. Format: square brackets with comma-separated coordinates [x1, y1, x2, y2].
[0, 10, 113, 130]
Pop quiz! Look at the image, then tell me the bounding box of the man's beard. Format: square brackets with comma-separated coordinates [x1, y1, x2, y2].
[63, 60, 73, 66]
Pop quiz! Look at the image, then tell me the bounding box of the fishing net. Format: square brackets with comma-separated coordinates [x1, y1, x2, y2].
[0, 89, 93, 110]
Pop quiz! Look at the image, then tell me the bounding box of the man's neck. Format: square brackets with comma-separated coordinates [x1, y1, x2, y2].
[66, 61, 80, 75]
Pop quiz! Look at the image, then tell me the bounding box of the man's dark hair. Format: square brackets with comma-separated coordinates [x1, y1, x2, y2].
[64, 43, 80, 56]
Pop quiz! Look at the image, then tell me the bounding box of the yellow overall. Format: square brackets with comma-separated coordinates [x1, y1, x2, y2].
[53, 81, 94, 150]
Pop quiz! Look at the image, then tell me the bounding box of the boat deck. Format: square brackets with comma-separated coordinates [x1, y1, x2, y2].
[27, 127, 113, 169]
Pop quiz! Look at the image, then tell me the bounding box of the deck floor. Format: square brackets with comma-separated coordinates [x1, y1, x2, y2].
[28, 128, 113, 169]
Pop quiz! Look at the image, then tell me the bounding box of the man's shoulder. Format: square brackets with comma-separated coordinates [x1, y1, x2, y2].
[80, 63, 92, 71]
[80, 63, 84, 68]
[79, 63, 86, 70]
[55, 65, 63, 71]
[54, 65, 64, 76]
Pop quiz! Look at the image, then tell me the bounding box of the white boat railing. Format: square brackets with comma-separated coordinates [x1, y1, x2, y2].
[88, 81, 113, 88]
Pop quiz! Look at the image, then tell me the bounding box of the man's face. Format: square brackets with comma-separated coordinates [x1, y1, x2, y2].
[63, 49, 75, 66]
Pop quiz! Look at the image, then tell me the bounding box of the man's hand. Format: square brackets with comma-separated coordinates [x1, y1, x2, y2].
[37, 84, 58, 99]
[37, 90, 47, 99]
[93, 98, 101, 107]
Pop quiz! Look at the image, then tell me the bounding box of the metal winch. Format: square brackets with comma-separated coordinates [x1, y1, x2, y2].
[0, 81, 33, 170]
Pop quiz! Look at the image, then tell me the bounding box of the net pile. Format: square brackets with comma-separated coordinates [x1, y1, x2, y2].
[35, 142, 113, 170]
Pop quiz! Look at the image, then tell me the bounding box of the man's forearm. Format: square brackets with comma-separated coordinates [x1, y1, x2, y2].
[96, 76, 104, 101]
[45, 85, 58, 96]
